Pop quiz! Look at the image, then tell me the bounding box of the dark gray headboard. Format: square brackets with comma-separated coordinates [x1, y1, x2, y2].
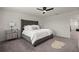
[21, 19, 38, 34]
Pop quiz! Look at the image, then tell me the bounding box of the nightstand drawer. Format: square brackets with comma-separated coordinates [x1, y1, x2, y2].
[12, 33, 17, 39]
[6, 33, 13, 40]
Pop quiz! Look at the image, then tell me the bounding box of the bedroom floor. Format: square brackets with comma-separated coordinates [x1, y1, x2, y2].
[0, 36, 78, 52]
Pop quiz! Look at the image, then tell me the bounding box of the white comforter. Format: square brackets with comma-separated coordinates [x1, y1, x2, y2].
[22, 29, 52, 44]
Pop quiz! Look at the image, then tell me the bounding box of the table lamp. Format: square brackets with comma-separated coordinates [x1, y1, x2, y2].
[9, 22, 15, 30]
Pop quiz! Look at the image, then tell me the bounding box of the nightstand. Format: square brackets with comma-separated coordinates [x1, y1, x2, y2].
[5, 29, 18, 40]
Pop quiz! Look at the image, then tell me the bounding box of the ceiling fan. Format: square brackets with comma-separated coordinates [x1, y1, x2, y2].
[37, 7, 54, 14]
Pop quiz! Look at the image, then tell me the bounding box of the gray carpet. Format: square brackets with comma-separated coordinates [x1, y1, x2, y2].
[0, 36, 78, 52]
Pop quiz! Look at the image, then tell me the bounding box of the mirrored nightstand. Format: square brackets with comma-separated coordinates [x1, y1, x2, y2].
[5, 29, 18, 40]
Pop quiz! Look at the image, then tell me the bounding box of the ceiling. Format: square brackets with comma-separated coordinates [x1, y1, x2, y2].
[0, 7, 79, 17]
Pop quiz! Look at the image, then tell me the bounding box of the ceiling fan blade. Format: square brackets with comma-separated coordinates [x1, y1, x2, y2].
[37, 8, 43, 11]
[46, 8, 54, 11]
[43, 7, 46, 10]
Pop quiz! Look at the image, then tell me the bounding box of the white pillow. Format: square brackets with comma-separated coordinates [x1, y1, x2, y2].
[24, 25, 33, 31]
[24, 25, 40, 31]
[31, 25, 40, 30]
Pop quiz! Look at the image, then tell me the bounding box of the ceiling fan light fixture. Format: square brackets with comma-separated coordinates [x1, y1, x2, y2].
[43, 10, 46, 14]
[43, 10, 46, 12]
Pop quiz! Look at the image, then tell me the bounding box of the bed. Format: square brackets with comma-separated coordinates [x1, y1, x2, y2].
[21, 19, 53, 47]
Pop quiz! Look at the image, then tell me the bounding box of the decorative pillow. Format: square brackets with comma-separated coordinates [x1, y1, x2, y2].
[31, 25, 40, 30]
[24, 25, 32, 31]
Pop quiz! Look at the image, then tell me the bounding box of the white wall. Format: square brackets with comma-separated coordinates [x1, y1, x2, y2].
[0, 10, 39, 41]
[39, 10, 79, 38]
